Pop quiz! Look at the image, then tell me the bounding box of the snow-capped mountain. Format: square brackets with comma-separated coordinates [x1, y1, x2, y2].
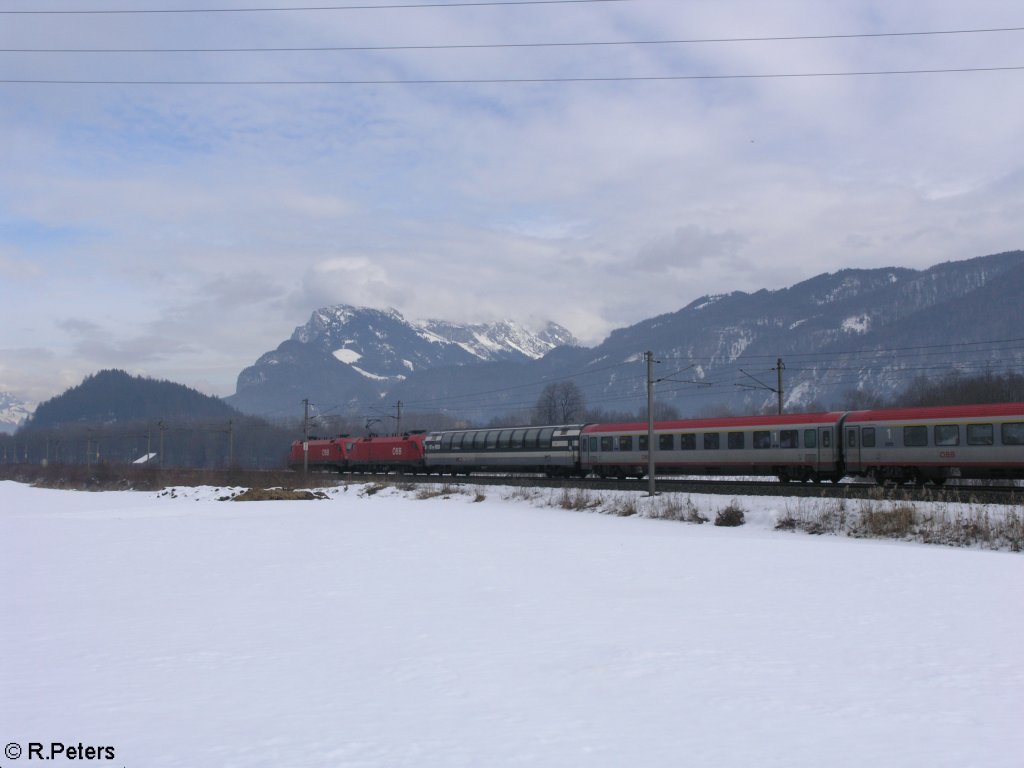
[415, 318, 576, 362]
[383, 250, 1024, 422]
[0, 392, 34, 434]
[228, 306, 577, 415]
[229, 251, 1024, 421]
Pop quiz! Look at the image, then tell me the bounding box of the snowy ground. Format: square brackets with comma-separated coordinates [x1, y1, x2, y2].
[2, 480, 1022, 768]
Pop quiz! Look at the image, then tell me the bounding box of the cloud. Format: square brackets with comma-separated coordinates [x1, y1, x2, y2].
[1, 0, 1022, 401]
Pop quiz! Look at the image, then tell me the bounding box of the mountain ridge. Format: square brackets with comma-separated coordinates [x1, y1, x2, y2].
[228, 250, 1024, 422]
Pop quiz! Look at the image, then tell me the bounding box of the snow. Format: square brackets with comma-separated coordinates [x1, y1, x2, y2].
[842, 314, 871, 334]
[351, 365, 404, 382]
[2, 480, 1022, 768]
[332, 348, 363, 365]
[691, 294, 725, 311]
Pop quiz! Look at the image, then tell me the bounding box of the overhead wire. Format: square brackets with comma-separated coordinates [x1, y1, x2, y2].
[5, 25, 1023, 53]
[5, 66, 1024, 85]
[0, 0, 630, 14]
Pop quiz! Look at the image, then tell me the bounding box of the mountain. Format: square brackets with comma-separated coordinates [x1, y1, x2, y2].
[13, 370, 294, 469]
[227, 306, 577, 416]
[24, 369, 239, 430]
[571, 250, 1024, 414]
[228, 251, 1024, 423]
[0, 392, 33, 434]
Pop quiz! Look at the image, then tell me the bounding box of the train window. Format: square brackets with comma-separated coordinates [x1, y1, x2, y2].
[600, 436, 614, 451]
[538, 428, 555, 449]
[589, 437, 598, 451]
[619, 436, 634, 451]
[967, 423, 994, 446]
[728, 432, 745, 450]
[821, 431, 831, 448]
[484, 431, 498, 449]
[779, 430, 798, 449]
[847, 430, 857, 448]
[680, 433, 696, 450]
[1001, 422, 1024, 445]
[510, 429, 526, 449]
[659, 434, 675, 451]
[903, 426, 928, 447]
[753, 431, 771, 449]
[704, 433, 720, 450]
[456, 433, 470, 450]
[440, 433, 454, 451]
[803, 430, 816, 449]
[495, 430, 511, 449]
[862, 428, 876, 448]
[524, 428, 539, 449]
[639, 435, 649, 451]
[934, 424, 960, 446]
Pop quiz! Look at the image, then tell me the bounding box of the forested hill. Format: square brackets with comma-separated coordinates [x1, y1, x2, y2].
[25, 369, 238, 429]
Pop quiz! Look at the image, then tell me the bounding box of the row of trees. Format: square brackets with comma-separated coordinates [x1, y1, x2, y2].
[0, 417, 298, 469]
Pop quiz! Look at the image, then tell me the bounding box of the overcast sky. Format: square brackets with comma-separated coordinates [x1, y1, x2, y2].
[2, 0, 1023, 403]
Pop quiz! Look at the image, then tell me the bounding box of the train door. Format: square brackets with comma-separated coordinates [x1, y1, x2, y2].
[845, 426, 862, 471]
[818, 427, 835, 471]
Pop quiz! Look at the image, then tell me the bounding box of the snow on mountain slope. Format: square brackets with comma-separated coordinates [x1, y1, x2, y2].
[0, 391, 33, 433]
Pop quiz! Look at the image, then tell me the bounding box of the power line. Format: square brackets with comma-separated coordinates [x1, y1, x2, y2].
[4, 65, 1024, 85]
[0, 0, 629, 14]
[6, 25, 1023, 53]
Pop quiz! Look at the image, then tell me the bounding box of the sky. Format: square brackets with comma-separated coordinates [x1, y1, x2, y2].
[2, 0, 1024, 404]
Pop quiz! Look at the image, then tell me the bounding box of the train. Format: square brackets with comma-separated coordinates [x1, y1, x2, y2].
[288, 402, 1024, 485]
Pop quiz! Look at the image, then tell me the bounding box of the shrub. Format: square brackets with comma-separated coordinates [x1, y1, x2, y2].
[714, 502, 746, 527]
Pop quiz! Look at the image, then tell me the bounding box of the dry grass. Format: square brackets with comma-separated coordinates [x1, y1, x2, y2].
[231, 488, 328, 502]
[553, 488, 602, 511]
[415, 483, 461, 500]
[777, 497, 1023, 551]
[776, 498, 848, 535]
[648, 495, 708, 524]
[0, 462, 332, 492]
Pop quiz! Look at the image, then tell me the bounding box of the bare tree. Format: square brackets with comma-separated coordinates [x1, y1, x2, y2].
[534, 381, 586, 424]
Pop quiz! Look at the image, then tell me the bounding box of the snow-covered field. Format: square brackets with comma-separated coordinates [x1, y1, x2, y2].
[2, 480, 1022, 768]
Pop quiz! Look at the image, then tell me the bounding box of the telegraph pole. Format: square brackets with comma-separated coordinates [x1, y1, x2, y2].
[395, 401, 403, 435]
[158, 420, 166, 469]
[227, 419, 234, 467]
[302, 399, 312, 475]
[775, 358, 785, 415]
[645, 351, 657, 497]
